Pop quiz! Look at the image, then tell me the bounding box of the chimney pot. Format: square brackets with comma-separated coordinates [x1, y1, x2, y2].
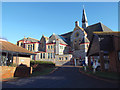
[75, 21, 79, 27]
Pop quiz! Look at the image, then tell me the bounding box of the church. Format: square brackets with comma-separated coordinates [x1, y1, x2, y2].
[17, 7, 113, 66]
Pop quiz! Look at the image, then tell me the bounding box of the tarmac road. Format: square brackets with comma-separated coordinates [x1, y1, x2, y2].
[2, 66, 120, 88]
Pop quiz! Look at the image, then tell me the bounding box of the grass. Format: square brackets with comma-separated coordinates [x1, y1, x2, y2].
[80, 67, 120, 80]
[93, 71, 120, 80]
[30, 67, 56, 77]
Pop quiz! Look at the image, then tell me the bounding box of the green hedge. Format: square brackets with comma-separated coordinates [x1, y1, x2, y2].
[30, 60, 55, 64]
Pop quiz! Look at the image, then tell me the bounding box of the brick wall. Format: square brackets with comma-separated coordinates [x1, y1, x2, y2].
[13, 56, 30, 67]
[0, 66, 33, 79]
[0, 66, 16, 79]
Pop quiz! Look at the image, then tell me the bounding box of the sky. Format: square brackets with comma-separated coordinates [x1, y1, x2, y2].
[2, 2, 118, 44]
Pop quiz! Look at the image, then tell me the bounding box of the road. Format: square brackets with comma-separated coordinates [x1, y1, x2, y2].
[2, 66, 119, 88]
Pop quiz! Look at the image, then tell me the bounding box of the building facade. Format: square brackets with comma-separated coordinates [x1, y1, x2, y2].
[17, 8, 114, 66]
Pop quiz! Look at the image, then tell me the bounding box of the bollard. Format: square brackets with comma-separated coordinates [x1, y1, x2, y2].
[93, 68, 96, 73]
[84, 66, 87, 72]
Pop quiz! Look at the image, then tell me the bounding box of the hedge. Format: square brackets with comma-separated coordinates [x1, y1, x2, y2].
[30, 60, 55, 64]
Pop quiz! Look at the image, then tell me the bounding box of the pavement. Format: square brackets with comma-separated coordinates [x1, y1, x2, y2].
[2, 66, 120, 88]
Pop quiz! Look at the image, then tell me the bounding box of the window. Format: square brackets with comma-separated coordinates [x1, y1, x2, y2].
[118, 51, 120, 61]
[51, 45, 53, 49]
[32, 55, 35, 60]
[54, 53, 55, 58]
[30, 45, 32, 51]
[59, 57, 61, 60]
[21, 43, 23, 47]
[48, 45, 50, 49]
[48, 53, 50, 59]
[65, 57, 68, 60]
[51, 53, 52, 58]
[33, 44, 34, 50]
[43, 53, 45, 58]
[28, 45, 30, 50]
[76, 33, 79, 37]
[40, 53, 42, 59]
[60, 46, 63, 49]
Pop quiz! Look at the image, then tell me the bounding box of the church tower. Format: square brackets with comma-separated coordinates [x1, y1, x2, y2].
[82, 7, 88, 29]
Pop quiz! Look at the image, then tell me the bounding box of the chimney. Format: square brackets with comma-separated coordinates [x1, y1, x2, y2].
[75, 21, 79, 27]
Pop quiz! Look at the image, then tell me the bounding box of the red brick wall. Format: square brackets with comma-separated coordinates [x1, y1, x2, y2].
[0, 66, 32, 79]
[0, 66, 16, 79]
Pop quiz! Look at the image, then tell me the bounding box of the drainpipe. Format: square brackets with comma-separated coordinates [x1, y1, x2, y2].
[74, 58, 76, 66]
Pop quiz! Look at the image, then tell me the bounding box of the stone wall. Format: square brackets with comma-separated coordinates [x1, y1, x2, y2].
[73, 49, 86, 59]
[55, 54, 72, 66]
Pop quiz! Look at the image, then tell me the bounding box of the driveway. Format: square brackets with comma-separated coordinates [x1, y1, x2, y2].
[2, 66, 119, 88]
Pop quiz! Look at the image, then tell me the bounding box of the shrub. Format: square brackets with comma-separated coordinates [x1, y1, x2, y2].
[30, 60, 55, 72]
[30, 60, 55, 65]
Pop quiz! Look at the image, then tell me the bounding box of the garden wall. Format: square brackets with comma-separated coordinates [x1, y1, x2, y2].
[0, 66, 16, 79]
[0, 66, 32, 80]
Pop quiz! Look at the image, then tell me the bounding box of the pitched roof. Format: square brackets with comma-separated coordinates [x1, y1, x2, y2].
[86, 32, 118, 56]
[60, 31, 73, 36]
[85, 22, 113, 41]
[48, 34, 68, 45]
[60, 31, 73, 45]
[20, 37, 39, 42]
[1, 40, 36, 55]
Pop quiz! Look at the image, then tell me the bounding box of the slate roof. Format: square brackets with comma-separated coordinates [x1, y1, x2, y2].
[60, 31, 73, 45]
[20, 37, 40, 42]
[60, 31, 73, 36]
[85, 22, 113, 41]
[48, 34, 68, 45]
[1, 40, 35, 55]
